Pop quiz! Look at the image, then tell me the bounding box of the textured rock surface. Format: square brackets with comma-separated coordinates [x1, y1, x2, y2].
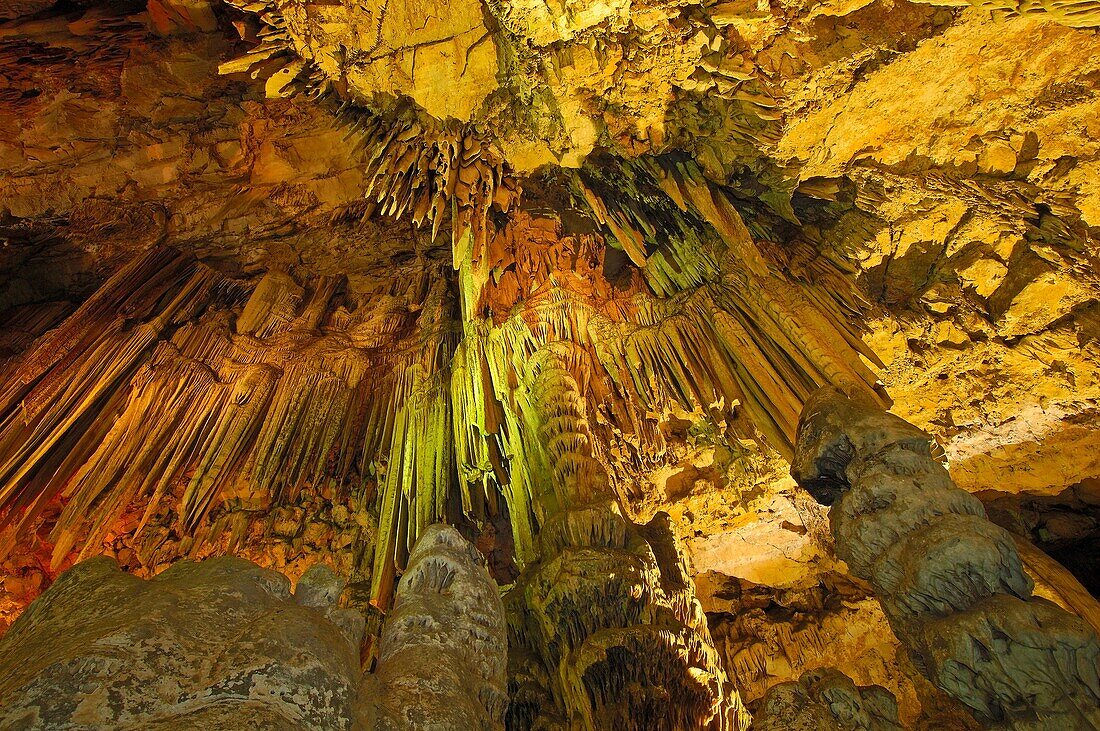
[277, 0, 499, 122]
[363, 523, 508, 730]
[754, 668, 903, 731]
[792, 386, 1100, 729]
[2, 0, 1100, 727]
[0, 556, 363, 729]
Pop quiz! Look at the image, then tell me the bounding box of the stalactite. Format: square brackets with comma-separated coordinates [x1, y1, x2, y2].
[0, 248, 469, 609]
[570, 155, 885, 453]
[219, 0, 520, 280]
[791, 386, 1100, 730]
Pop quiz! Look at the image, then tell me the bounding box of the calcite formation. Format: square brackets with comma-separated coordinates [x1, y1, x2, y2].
[363, 524, 509, 729]
[0, 185, 884, 608]
[2, 0, 1100, 727]
[792, 387, 1100, 729]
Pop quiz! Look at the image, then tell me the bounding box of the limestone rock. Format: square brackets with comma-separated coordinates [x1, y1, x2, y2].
[296, 563, 346, 608]
[754, 668, 903, 731]
[0, 556, 363, 730]
[362, 524, 508, 730]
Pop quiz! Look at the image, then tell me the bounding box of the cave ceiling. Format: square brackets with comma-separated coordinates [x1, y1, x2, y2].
[1, 0, 1100, 724]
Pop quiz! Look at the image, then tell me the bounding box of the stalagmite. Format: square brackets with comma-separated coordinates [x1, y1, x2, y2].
[0, 556, 364, 729]
[791, 387, 1100, 730]
[362, 524, 508, 730]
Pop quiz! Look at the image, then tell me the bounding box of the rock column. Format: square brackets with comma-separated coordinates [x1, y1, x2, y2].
[791, 386, 1100, 730]
[506, 349, 749, 730]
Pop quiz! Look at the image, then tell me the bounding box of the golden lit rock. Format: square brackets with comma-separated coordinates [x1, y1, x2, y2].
[280, 0, 499, 121]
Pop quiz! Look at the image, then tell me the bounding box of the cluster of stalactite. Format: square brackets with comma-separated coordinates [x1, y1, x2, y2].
[220, 0, 518, 273]
[568, 155, 886, 450]
[0, 246, 466, 609]
[0, 150, 894, 611]
[329, 106, 519, 261]
[502, 348, 749, 730]
[792, 387, 1100, 730]
[441, 159, 887, 565]
[0, 249, 247, 563]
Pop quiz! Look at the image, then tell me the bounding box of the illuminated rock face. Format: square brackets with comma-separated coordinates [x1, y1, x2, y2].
[219, 0, 787, 171]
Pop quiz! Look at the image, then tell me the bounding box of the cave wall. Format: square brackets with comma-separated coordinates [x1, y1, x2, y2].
[1, 0, 1099, 727]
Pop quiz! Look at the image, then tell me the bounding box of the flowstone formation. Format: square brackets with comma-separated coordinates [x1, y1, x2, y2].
[792, 387, 1100, 730]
